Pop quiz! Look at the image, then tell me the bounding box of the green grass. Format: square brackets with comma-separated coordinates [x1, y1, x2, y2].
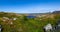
[0, 13, 60, 32]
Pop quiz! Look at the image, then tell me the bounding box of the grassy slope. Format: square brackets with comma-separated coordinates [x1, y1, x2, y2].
[0, 12, 60, 32]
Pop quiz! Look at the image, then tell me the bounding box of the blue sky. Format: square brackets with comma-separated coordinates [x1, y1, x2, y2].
[0, 0, 60, 13]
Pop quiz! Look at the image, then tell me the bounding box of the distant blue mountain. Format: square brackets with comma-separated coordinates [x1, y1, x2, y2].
[52, 11, 60, 14]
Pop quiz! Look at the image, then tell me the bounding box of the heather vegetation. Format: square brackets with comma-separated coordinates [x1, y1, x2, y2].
[0, 12, 60, 32]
